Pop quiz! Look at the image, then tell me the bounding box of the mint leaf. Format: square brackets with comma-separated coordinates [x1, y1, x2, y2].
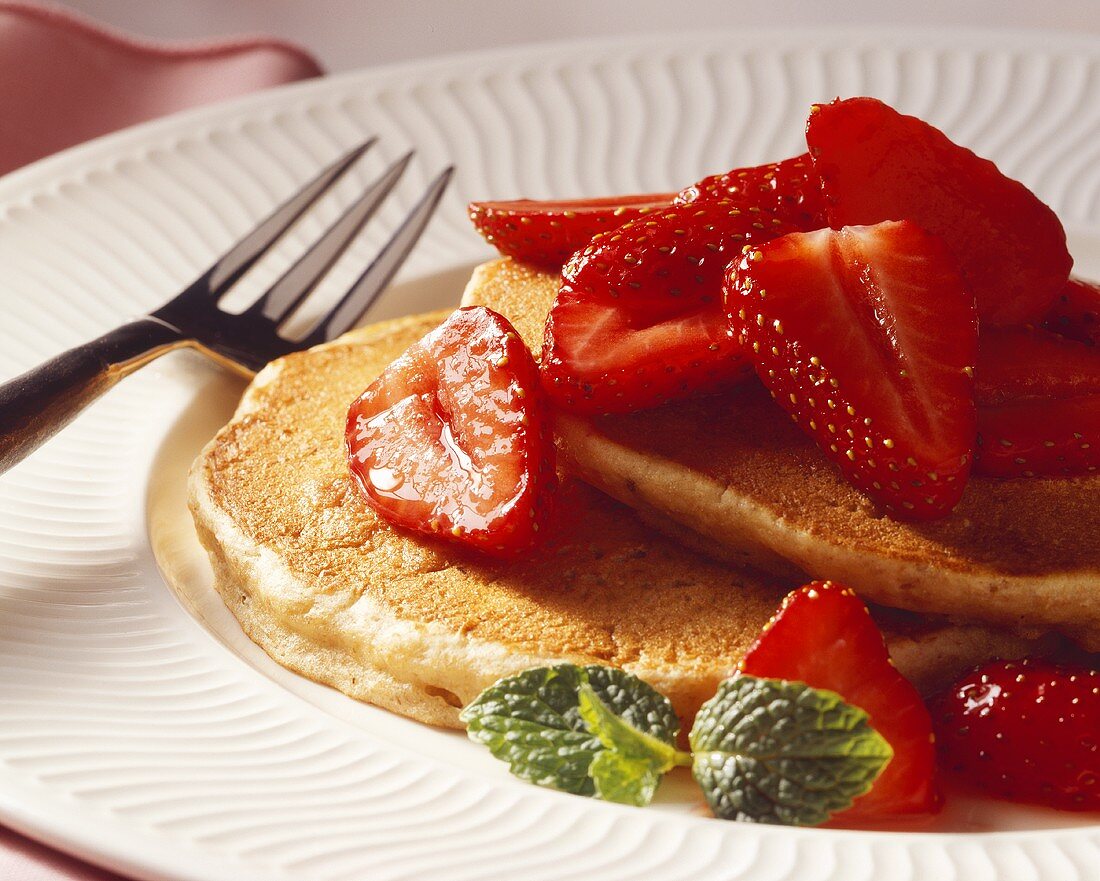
[460, 665, 602, 795]
[581, 665, 681, 746]
[577, 681, 690, 805]
[689, 675, 893, 826]
[460, 664, 686, 804]
[588, 750, 663, 806]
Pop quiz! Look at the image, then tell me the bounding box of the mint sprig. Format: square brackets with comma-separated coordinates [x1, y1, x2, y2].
[689, 675, 893, 826]
[460, 664, 687, 804]
[462, 665, 893, 825]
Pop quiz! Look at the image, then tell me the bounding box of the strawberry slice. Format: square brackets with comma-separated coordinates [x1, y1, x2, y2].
[976, 396, 1100, 478]
[541, 190, 824, 415]
[806, 97, 1072, 326]
[346, 306, 556, 558]
[675, 152, 826, 229]
[726, 220, 978, 519]
[1043, 276, 1100, 347]
[540, 153, 828, 415]
[741, 582, 941, 820]
[976, 326, 1100, 407]
[975, 326, 1100, 477]
[932, 658, 1100, 811]
[468, 194, 673, 270]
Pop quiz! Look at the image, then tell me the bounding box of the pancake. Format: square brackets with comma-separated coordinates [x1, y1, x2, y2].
[189, 310, 1051, 730]
[461, 258, 1100, 649]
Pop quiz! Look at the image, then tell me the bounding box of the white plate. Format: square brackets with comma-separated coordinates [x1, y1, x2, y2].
[1, 28, 1098, 881]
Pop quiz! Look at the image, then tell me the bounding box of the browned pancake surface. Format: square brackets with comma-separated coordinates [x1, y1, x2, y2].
[462, 258, 1100, 645]
[193, 309, 1050, 729]
[203, 316, 785, 664]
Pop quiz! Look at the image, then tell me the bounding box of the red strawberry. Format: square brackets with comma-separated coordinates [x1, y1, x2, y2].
[346, 306, 556, 558]
[741, 581, 941, 819]
[975, 326, 1100, 477]
[468, 194, 673, 270]
[976, 326, 1100, 406]
[976, 396, 1100, 478]
[541, 192, 823, 415]
[806, 97, 1072, 326]
[932, 658, 1100, 811]
[726, 220, 978, 519]
[1043, 276, 1100, 346]
[675, 153, 826, 229]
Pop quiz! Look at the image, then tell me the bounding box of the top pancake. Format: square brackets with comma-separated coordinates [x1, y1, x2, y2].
[461, 258, 1100, 648]
[189, 309, 1048, 730]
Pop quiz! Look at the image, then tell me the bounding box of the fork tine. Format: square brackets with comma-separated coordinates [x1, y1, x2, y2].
[299, 165, 455, 346]
[246, 151, 414, 323]
[205, 138, 376, 294]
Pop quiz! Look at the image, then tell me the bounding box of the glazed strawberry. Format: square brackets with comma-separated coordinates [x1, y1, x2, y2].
[932, 658, 1100, 811]
[676, 153, 826, 229]
[1043, 276, 1100, 347]
[806, 96, 1072, 326]
[975, 327, 1100, 477]
[541, 193, 820, 415]
[976, 396, 1100, 478]
[469, 194, 673, 270]
[726, 220, 978, 519]
[741, 582, 941, 819]
[976, 327, 1100, 407]
[346, 306, 556, 558]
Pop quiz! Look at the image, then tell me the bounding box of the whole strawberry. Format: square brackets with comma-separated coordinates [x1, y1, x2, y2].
[932, 658, 1100, 811]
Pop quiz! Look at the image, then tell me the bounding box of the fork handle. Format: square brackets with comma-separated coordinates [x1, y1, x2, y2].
[0, 318, 185, 475]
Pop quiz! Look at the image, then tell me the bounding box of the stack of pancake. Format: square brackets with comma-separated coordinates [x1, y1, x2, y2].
[189, 258, 1098, 728]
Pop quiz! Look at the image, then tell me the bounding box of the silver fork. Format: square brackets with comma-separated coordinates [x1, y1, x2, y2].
[0, 140, 453, 475]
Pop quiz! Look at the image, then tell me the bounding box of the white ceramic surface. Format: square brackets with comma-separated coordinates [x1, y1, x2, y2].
[0, 29, 1098, 881]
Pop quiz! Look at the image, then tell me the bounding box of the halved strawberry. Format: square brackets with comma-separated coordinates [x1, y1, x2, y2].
[468, 194, 673, 270]
[541, 190, 825, 415]
[975, 326, 1100, 477]
[806, 97, 1072, 326]
[976, 396, 1100, 478]
[932, 658, 1100, 811]
[346, 307, 556, 558]
[976, 326, 1100, 407]
[541, 201, 746, 415]
[741, 582, 941, 820]
[726, 220, 978, 519]
[675, 153, 826, 230]
[1043, 276, 1100, 346]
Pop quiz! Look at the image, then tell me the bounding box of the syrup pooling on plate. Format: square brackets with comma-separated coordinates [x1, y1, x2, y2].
[346, 306, 556, 557]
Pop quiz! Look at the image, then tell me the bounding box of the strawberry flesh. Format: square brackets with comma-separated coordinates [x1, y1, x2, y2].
[976, 395, 1100, 478]
[807, 97, 1072, 326]
[542, 186, 825, 416]
[1043, 276, 1100, 347]
[346, 306, 556, 558]
[932, 658, 1100, 811]
[741, 582, 941, 820]
[726, 220, 978, 519]
[469, 194, 673, 270]
[676, 153, 826, 230]
[975, 326, 1100, 477]
[976, 326, 1100, 407]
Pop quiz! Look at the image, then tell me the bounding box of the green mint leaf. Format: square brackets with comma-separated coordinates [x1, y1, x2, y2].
[460, 665, 602, 795]
[588, 750, 662, 807]
[689, 675, 893, 826]
[577, 681, 690, 805]
[461, 663, 686, 804]
[580, 665, 681, 747]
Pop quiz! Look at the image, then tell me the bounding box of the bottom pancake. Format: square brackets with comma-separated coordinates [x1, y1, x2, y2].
[189, 311, 1054, 729]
